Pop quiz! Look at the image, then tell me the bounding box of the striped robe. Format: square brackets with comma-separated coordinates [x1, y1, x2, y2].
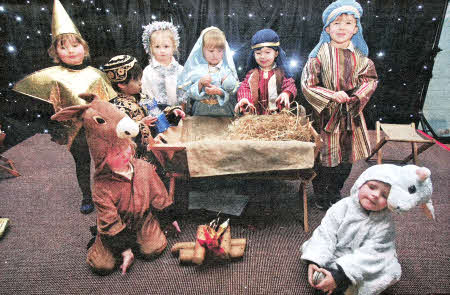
[301, 42, 378, 167]
[238, 68, 297, 115]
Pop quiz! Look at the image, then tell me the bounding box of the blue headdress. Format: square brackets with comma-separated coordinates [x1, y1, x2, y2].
[246, 29, 292, 78]
[309, 0, 368, 58]
[177, 27, 238, 91]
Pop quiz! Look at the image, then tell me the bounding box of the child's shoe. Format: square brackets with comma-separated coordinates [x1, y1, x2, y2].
[80, 199, 95, 214]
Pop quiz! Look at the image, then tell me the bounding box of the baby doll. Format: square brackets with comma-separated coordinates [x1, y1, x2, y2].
[51, 95, 175, 275]
[141, 21, 186, 117]
[178, 27, 240, 117]
[301, 164, 434, 295]
[12, 0, 116, 214]
[235, 29, 297, 115]
[301, 0, 378, 210]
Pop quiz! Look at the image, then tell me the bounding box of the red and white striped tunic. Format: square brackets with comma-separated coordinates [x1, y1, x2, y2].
[301, 42, 378, 167]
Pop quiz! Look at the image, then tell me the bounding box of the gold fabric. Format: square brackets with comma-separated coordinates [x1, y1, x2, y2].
[13, 66, 116, 110]
[52, 0, 81, 39]
[13, 66, 116, 148]
[201, 98, 219, 105]
[251, 41, 280, 49]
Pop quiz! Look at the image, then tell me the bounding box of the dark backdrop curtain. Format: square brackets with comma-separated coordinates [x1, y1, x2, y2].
[0, 0, 447, 147]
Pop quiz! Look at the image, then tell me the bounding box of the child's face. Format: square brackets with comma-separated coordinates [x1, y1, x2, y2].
[358, 180, 391, 211]
[202, 46, 224, 66]
[56, 39, 85, 65]
[254, 47, 278, 70]
[325, 14, 358, 48]
[119, 76, 142, 96]
[150, 30, 175, 66]
[106, 145, 133, 171]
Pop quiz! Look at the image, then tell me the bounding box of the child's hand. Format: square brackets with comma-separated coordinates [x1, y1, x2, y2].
[204, 85, 223, 96]
[173, 109, 185, 119]
[315, 268, 337, 294]
[234, 98, 256, 114]
[120, 248, 134, 275]
[199, 75, 212, 88]
[142, 116, 158, 127]
[308, 264, 321, 288]
[331, 91, 350, 103]
[276, 92, 290, 110]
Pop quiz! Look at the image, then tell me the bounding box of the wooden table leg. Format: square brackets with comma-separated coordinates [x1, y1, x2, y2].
[301, 181, 309, 232]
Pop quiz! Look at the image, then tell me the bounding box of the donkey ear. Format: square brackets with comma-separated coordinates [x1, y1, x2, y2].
[51, 104, 91, 122]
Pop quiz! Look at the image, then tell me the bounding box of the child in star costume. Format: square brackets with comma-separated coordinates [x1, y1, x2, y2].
[12, 0, 116, 214]
[141, 21, 186, 120]
[178, 27, 240, 117]
[301, 0, 378, 210]
[235, 29, 297, 115]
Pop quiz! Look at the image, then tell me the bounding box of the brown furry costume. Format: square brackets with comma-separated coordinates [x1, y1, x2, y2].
[51, 95, 173, 274]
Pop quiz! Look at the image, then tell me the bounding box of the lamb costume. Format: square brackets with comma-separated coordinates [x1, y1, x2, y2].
[301, 164, 434, 295]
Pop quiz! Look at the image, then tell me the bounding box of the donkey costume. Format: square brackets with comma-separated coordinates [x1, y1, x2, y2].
[52, 95, 173, 274]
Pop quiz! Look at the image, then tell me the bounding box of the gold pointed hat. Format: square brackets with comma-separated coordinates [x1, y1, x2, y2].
[51, 0, 81, 39]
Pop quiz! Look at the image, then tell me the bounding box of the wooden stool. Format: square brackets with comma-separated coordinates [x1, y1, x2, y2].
[366, 122, 436, 165]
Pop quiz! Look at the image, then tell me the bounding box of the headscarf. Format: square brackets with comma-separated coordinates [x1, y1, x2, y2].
[177, 26, 238, 91]
[246, 29, 292, 78]
[309, 0, 368, 58]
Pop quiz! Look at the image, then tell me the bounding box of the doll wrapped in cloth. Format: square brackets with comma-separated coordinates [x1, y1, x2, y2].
[301, 164, 434, 295]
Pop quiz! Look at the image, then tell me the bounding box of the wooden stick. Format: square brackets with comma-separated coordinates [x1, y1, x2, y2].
[179, 248, 195, 264]
[192, 225, 207, 265]
[229, 243, 246, 258]
[171, 238, 247, 255]
[171, 242, 196, 254]
[178, 244, 246, 263]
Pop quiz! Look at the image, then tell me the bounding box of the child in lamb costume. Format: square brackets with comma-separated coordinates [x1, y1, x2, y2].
[301, 164, 434, 295]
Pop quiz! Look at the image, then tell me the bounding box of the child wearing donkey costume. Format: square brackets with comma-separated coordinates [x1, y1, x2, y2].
[236, 29, 297, 115]
[301, 164, 435, 295]
[52, 95, 175, 275]
[12, 0, 116, 214]
[301, 0, 378, 210]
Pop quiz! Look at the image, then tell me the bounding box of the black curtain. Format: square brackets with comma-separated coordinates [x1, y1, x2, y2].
[0, 0, 447, 147]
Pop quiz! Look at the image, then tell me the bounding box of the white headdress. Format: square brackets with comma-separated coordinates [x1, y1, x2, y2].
[142, 21, 180, 55]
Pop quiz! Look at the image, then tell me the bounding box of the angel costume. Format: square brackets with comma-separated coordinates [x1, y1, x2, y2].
[178, 27, 239, 117]
[141, 22, 185, 108]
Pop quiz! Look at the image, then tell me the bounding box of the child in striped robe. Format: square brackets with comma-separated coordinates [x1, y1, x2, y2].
[301, 0, 378, 210]
[235, 29, 297, 115]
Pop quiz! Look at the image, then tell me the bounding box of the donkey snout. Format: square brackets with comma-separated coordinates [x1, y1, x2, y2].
[116, 116, 139, 138]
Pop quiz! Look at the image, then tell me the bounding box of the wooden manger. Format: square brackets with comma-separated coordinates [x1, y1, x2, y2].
[148, 115, 321, 232]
